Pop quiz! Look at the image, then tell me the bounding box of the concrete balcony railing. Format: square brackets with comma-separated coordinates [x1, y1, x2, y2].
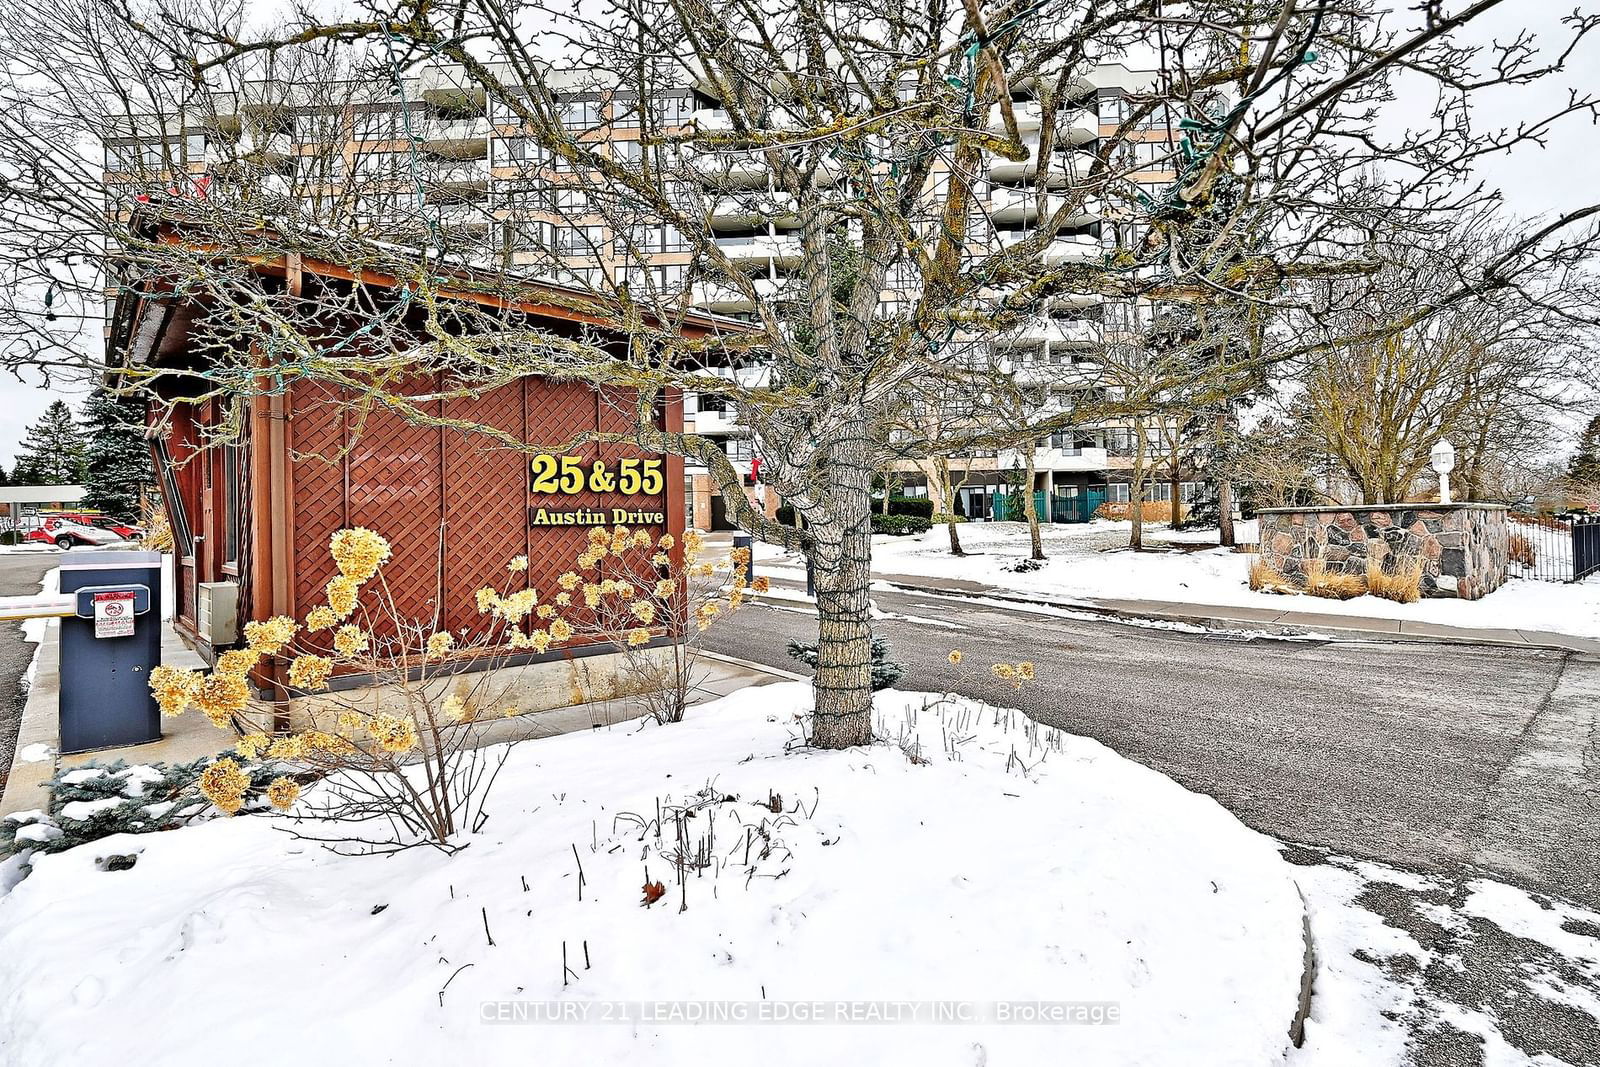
[691, 108, 735, 133]
[988, 145, 1096, 185]
[1034, 446, 1110, 472]
[713, 233, 804, 271]
[1043, 233, 1104, 266]
[987, 105, 1097, 144]
[422, 118, 490, 160]
[986, 186, 1099, 225]
[691, 276, 786, 313]
[706, 192, 800, 229]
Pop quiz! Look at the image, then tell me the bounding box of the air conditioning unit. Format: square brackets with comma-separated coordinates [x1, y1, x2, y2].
[197, 581, 240, 646]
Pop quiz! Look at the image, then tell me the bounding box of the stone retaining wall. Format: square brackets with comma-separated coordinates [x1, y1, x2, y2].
[1256, 504, 1509, 600]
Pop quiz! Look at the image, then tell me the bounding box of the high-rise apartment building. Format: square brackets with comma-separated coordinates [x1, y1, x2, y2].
[99, 61, 1211, 531]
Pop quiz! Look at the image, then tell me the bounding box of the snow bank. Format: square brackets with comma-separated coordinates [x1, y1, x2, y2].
[762, 522, 1600, 640]
[0, 685, 1306, 1065]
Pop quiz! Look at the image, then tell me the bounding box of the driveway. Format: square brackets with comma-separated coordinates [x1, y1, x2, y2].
[708, 582, 1600, 910]
[0, 552, 59, 792]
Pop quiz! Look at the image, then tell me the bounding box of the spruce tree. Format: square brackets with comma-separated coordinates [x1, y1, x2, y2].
[1569, 416, 1600, 486]
[10, 399, 87, 486]
[79, 387, 153, 520]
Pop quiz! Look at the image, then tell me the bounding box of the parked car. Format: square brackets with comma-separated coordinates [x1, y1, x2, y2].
[26, 515, 141, 549]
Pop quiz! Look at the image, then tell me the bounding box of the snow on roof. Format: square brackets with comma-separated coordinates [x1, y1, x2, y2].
[0, 486, 87, 504]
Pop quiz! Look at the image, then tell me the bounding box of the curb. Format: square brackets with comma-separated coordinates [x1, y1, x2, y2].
[697, 648, 809, 682]
[867, 579, 1599, 655]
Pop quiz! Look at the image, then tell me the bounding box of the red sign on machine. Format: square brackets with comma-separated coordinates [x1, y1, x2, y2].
[92, 591, 136, 639]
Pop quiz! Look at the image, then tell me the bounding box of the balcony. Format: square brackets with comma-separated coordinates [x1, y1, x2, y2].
[1035, 446, 1110, 472]
[706, 192, 800, 228]
[690, 108, 735, 133]
[988, 145, 1096, 185]
[713, 233, 803, 272]
[692, 154, 772, 189]
[986, 186, 1098, 225]
[422, 119, 490, 160]
[691, 277, 785, 313]
[1044, 233, 1104, 266]
[987, 105, 1097, 145]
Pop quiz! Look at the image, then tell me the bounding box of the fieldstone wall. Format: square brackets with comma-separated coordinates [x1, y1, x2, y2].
[1256, 504, 1509, 600]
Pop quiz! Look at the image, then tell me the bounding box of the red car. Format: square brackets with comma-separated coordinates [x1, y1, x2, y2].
[26, 514, 144, 549]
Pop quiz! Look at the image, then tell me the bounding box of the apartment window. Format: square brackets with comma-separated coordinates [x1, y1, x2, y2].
[1107, 483, 1130, 503]
[498, 178, 552, 211]
[499, 137, 548, 167]
[652, 95, 693, 126]
[353, 110, 402, 141]
[1097, 94, 1127, 125]
[294, 113, 341, 144]
[557, 98, 602, 129]
[555, 187, 593, 215]
[553, 224, 604, 256]
[611, 138, 643, 163]
[507, 220, 550, 252]
[697, 393, 728, 414]
[608, 95, 642, 128]
[721, 437, 754, 460]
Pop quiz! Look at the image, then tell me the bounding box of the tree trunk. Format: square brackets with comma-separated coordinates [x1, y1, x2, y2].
[1129, 417, 1148, 551]
[941, 458, 963, 555]
[1218, 478, 1236, 546]
[1215, 410, 1235, 547]
[1023, 447, 1044, 560]
[1169, 459, 1181, 527]
[810, 432, 874, 749]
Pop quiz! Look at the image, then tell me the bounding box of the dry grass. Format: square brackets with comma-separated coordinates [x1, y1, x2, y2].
[1302, 558, 1366, 600]
[1508, 531, 1536, 566]
[1249, 558, 1297, 594]
[1367, 557, 1424, 603]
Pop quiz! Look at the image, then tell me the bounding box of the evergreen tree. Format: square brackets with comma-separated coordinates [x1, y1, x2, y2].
[1568, 416, 1600, 486]
[79, 387, 153, 520]
[10, 399, 86, 485]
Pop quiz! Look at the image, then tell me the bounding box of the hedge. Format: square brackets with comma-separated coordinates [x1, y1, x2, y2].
[871, 513, 932, 535]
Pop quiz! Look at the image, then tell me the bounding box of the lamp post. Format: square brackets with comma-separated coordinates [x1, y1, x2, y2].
[1430, 439, 1457, 505]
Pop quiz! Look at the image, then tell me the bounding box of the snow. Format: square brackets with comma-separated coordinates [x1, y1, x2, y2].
[0, 684, 1310, 1066]
[16, 743, 53, 764]
[754, 521, 1600, 640]
[1, 810, 48, 825]
[1289, 854, 1600, 1066]
[12, 823, 62, 845]
[57, 798, 128, 822]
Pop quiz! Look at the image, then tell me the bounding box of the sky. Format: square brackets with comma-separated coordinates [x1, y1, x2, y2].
[1, 0, 1596, 470]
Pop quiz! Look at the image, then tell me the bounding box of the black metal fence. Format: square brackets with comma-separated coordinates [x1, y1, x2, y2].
[1507, 514, 1600, 583]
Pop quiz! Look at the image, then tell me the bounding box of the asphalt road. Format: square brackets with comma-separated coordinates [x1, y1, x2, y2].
[0, 552, 58, 791]
[706, 581, 1600, 911]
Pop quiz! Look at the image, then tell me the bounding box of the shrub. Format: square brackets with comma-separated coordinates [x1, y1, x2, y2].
[1367, 556, 1423, 603]
[0, 757, 287, 862]
[787, 634, 903, 691]
[885, 496, 934, 518]
[1509, 531, 1536, 566]
[871, 513, 932, 535]
[775, 503, 796, 525]
[1249, 558, 1296, 594]
[1302, 559, 1366, 600]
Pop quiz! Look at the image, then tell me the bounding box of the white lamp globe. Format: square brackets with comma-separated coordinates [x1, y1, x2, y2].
[1429, 439, 1456, 475]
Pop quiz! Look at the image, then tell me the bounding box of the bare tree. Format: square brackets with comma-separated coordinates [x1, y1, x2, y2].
[1, 0, 1598, 748]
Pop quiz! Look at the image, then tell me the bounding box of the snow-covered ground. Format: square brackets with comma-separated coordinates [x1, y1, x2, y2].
[0, 684, 1312, 1065]
[757, 521, 1600, 639]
